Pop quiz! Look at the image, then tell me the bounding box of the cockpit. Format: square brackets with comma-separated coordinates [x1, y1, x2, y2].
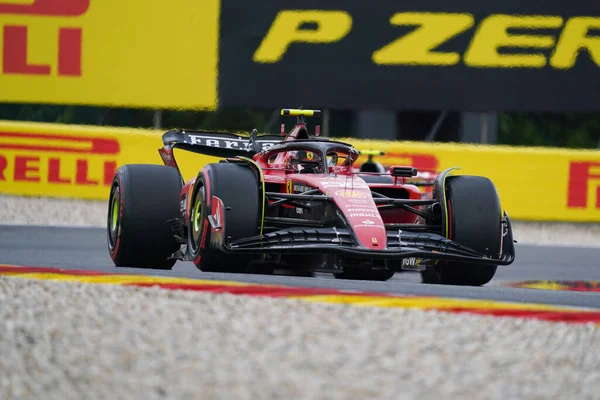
[285, 150, 324, 174]
[264, 141, 359, 174]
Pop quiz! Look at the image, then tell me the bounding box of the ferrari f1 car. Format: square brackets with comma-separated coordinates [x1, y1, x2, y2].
[107, 108, 516, 285]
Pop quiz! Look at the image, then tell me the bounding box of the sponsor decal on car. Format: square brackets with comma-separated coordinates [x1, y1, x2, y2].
[321, 180, 368, 189]
[401, 257, 423, 271]
[186, 134, 278, 152]
[346, 208, 378, 213]
[335, 190, 369, 198]
[350, 213, 379, 218]
[354, 224, 384, 228]
[293, 184, 312, 193]
[286, 179, 293, 194]
[346, 198, 369, 204]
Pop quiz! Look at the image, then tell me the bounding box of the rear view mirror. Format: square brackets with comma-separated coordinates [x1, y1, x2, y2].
[390, 166, 418, 177]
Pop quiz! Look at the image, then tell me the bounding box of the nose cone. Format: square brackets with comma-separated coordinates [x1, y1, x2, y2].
[329, 187, 387, 250]
[309, 176, 388, 250]
[343, 208, 387, 250]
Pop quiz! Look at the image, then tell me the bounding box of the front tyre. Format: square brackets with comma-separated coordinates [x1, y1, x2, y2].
[421, 175, 501, 286]
[107, 164, 182, 269]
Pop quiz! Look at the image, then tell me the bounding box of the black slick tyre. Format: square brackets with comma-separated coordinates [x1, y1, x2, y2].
[421, 175, 501, 286]
[107, 164, 182, 269]
[188, 163, 261, 273]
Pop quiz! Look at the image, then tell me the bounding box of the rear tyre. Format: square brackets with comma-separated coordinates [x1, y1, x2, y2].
[107, 164, 182, 269]
[421, 175, 500, 286]
[188, 163, 261, 273]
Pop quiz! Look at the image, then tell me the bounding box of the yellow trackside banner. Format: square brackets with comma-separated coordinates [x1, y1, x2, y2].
[0, 0, 219, 109]
[0, 120, 219, 199]
[2, 120, 600, 222]
[351, 139, 600, 223]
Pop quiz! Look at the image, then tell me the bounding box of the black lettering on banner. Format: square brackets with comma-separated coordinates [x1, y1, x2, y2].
[219, 0, 600, 111]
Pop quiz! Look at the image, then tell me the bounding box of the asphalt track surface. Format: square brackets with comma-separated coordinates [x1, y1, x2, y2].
[1, 225, 600, 309]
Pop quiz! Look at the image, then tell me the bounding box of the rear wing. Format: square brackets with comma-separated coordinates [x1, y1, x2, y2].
[158, 107, 321, 172]
[158, 129, 283, 174]
[160, 129, 283, 158]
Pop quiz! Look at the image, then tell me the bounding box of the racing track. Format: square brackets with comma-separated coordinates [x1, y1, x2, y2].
[1, 225, 600, 309]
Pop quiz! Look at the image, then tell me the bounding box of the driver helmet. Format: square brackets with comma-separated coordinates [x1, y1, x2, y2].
[326, 152, 338, 168]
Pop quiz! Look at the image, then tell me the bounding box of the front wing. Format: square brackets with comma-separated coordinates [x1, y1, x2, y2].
[221, 227, 515, 267]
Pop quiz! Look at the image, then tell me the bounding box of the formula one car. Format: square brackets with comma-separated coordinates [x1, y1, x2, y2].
[106, 108, 516, 285]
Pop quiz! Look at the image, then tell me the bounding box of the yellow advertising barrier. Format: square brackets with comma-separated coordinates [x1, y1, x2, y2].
[352, 139, 600, 223]
[0, 120, 220, 200]
[0, 0, 219, 109]
[1, 120, 600, 222]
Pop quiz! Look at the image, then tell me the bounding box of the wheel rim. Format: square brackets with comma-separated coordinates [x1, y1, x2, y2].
[190, 187, 204, 252]
[193, 201, 202, 233]
[107, 187, 120, 249]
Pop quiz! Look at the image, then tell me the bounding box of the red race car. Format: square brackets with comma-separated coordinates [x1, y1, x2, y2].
[107, 108, 515, 285]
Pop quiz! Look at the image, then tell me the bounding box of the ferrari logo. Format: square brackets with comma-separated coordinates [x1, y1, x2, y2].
[371, 237, 378, 243]
[286, 180, 293, 194]
[307, 152, 314, 160]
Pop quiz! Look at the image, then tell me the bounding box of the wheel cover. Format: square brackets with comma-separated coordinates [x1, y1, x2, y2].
[193, 201, 202, 233]
[190, 189, 204, 252]
[111, 197, 119, 230]
[107, 188, 119, 249]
